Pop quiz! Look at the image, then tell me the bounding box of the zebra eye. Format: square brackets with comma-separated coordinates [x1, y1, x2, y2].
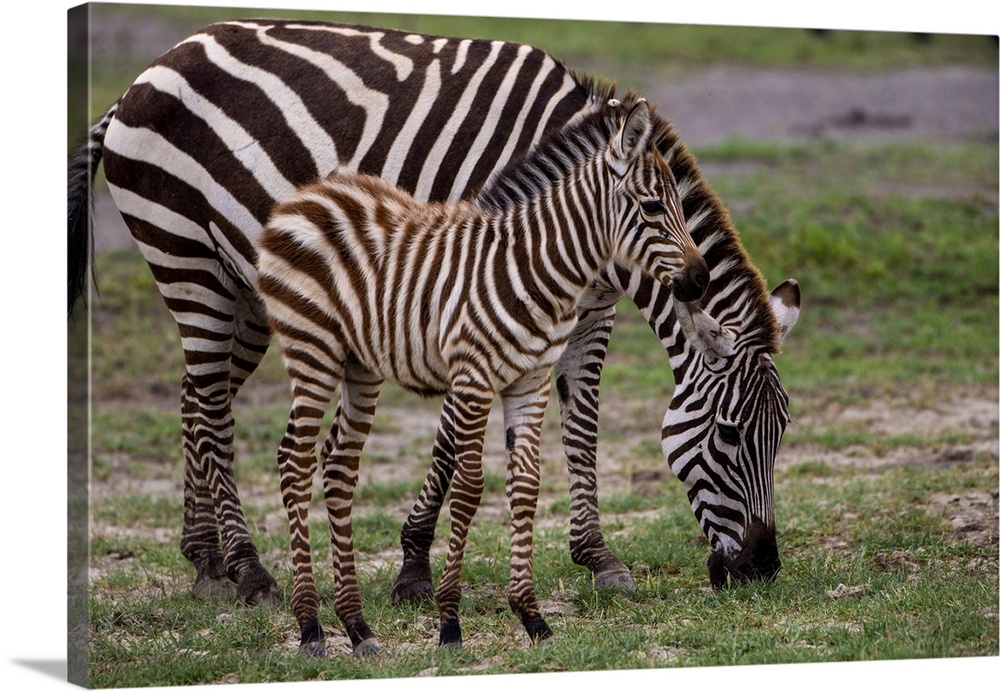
[640, 199, 665, 215]
[717, 421, 742, 447]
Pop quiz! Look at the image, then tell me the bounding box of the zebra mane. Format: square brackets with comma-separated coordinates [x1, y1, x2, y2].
[658, 113, 783, 355]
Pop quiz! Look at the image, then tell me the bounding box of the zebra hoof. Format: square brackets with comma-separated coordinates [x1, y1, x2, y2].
[594, 569, 637, 594]
[300, 640, 327, 658]
[524, 614, 553, 645]
[191, 576, 237, 600]
[353, 638, 382, 658]
[438, 619, 462, 648]
[390, 578, 436, 605]
[236, 567, 280, 606]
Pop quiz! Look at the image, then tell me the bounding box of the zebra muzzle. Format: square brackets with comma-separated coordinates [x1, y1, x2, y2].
[707, 521, 781, 589]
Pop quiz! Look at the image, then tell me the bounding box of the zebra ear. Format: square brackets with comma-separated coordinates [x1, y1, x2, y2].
[769, 279, 800, 342]
[675, 301, 736, 363]
[608, 99, 652, 176]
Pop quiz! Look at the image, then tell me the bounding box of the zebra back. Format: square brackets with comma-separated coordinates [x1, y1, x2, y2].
[97, 19, 595, 291]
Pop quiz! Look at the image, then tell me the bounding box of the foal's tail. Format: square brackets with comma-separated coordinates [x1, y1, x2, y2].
[68, 101, 118, 317]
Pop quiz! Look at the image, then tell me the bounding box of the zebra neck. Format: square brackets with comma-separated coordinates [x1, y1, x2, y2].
[608, 257, 778, 372]
[493, 185, 613, 322]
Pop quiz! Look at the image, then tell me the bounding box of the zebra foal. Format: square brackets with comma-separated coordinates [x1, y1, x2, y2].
[255, 99, 709, 655]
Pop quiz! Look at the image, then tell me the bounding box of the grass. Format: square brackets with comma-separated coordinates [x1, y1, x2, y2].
[80, 6, 997, 687]
[86, 455, 998, 684]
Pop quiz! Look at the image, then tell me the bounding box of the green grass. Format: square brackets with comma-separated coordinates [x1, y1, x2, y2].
[86, 455, 998, 684]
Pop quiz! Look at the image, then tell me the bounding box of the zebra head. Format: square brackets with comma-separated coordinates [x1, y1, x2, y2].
[662, 279, 800, 588]
[604, 100, 709, 304]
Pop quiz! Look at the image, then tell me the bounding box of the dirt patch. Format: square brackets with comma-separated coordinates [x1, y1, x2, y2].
[927, 490, 999, 549]
[642, 64, 998, 146]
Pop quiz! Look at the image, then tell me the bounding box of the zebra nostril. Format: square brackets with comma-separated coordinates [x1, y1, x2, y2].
[673, 255, 709, 303]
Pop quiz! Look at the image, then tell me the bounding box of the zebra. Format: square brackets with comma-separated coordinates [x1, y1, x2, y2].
[256, 98, 709, 655]
[67, 19, 800, 620]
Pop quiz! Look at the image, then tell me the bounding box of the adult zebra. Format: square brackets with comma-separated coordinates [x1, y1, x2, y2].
[257, 98, 708, 653]
[68, 19, 800, 615]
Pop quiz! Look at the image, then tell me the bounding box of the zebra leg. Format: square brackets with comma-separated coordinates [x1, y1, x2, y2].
[181, 299, 277, 600]
[390, 394, 458, 604]
[225, 300, 281, 603]
[322, 357, 383, 657]
[435, 376, 493, 648]
[180, 368, 279, 605]
[502, 371, 554, 644]
[174, 295, 278, 605]
[555, 307, 636, 592]
[180, 375, 233, 600]
[169, 284, 277, 603]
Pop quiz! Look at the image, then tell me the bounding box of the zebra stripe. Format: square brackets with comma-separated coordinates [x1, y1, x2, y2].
[68, 18, 800, 630]
[256, 100, 707, 653]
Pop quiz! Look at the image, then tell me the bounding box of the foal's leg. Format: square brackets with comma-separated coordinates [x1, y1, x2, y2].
[435, 370, 494, 647]
[276, 359, 341, 657]
[321, 357, 384, 657]
[501, 371, 554, 643]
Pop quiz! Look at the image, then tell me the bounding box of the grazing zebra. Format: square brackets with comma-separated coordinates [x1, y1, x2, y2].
[67, 19, 800, 619]
[256, 99, 709, 654]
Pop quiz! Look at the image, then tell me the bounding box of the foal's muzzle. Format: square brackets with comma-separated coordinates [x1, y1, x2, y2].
[673, 250, 710, 303]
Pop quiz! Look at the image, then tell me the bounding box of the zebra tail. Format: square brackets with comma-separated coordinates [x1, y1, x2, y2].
[68, 101, 118, 317]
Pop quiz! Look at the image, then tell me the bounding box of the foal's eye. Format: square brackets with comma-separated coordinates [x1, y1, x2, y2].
[640, 199, 665, 215]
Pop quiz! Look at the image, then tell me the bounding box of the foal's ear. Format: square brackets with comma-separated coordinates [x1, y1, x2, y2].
[608, 99, 652, 176]
[769, 279, 801, 342]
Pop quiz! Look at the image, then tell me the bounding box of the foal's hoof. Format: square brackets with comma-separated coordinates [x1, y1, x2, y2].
[300, 640, 327, 658]
[594, 568, 637, 594]
[191, 576, 237, 600]
[525, 614, 553, 645]
[236, 567, 280, 606]
[353, 638, 382, 658]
